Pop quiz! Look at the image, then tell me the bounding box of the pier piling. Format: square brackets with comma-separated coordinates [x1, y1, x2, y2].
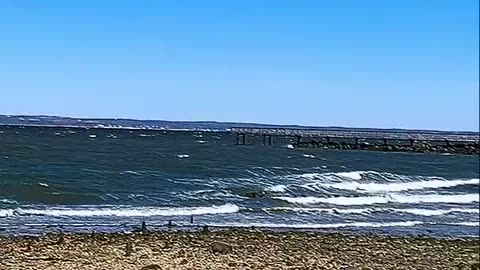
[262, 134, 273, 146]
[236, 133, 246, 145]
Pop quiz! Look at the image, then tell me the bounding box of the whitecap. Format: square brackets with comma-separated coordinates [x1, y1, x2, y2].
[120, 170, 141, 176]
[303, 154, 315, 158]
[274, 193, 479, 206]
[395, 208, 480, 216]
[446, 222, 479, 227]
[0, 199, 17, 205]
[177, 154, 190, 159]
[267, 207, 369, 214]
[267, 207, 479, 216]
[335, 171, 363, 180]
[287, 144, 294, 149]
[322, 178, 479, 193]
[89, 134, 97, 138]
[246, 170, 261, 177]
[38, 182, 49, 187]
[16, 204, 240, 217]
[266, 185, 287, 192]
[0, 209, 15, 217]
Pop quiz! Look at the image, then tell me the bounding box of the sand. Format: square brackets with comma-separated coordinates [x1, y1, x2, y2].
[0, 229, 478, 270]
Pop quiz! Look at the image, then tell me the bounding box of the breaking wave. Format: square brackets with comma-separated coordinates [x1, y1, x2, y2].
[1, 204, 239, 217]
[319, 178, 479, 193]
[274, 194, 479, 206]
[266, 207, 479, 216]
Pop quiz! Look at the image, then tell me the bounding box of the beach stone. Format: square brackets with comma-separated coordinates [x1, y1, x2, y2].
[141, 264, 162, 270]
[212, 241, 232, 253]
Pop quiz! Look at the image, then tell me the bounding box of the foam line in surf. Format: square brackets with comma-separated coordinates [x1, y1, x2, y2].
[266, 207, 479, 216]
[395, 208, 479, 216]
[0, 209, 14, 217]
[446, 222, 480, 227]
[320, 178, 479, 193]
[274, 194, 479, 206]
[206, 221, 423, 229]
[7, 204, 239, 217]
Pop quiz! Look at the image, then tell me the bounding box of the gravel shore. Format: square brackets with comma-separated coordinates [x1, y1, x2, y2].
[0, 229, 478, 270]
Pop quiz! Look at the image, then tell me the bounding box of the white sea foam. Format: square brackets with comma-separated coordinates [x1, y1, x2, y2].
[447, 222, 479, 227]
[267, 185, 287, 192]
[322, 178, 479, 193]
[395, 208, 479, 216]
[89, 134, 97, 138]
[303, 154, 315, 158]
[0, 209, 15, 217]
[16, 204, 239, 217]
[38, 182, 49, 187]
[177, 154, 190, 159]
[207, 221, 423, 229]
[246, 170, 261, 177]
[335, 171, 363, 180]
[120, 170, 141, 176]
[287, 144, 294, 149]
[0, 199, 18, 204]
[289, 171, 370, 181]
[274, 194, 479, 206]
[268, 207, 479, 216]
[268, 207, 369, 214]
[286, 171, 479, 194]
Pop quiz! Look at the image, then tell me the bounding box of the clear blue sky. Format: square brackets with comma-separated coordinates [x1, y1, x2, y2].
[0, 0, 478, 131]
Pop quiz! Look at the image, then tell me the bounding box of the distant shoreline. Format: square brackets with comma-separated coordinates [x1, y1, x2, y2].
[1, 114, 478, 134]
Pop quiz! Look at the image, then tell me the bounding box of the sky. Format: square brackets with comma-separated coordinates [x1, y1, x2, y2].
[0, 0, 478, 131]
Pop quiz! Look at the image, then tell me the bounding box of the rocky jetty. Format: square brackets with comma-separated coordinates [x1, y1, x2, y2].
[294, 140, 480, 155]
[0, 230, 478, 269]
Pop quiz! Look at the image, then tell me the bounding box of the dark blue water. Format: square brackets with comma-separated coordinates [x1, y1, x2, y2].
[0, 126, 478, 237]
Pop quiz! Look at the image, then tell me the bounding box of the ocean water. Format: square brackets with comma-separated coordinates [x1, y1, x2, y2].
[0, 126, 478, 237]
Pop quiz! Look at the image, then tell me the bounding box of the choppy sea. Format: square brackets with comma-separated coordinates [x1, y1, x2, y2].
[0, 126, 478, 237]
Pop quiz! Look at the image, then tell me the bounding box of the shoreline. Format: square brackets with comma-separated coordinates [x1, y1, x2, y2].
[1, 229, 478, 269]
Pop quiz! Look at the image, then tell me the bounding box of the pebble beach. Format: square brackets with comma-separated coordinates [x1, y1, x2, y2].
[0, 229, 478, 270]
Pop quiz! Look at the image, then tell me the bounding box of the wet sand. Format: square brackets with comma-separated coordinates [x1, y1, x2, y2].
[0, 230, 478, 270]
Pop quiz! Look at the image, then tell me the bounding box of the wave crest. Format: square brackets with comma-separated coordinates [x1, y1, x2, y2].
[274, 194, 479, 206]
[8, 204, 239, 217]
